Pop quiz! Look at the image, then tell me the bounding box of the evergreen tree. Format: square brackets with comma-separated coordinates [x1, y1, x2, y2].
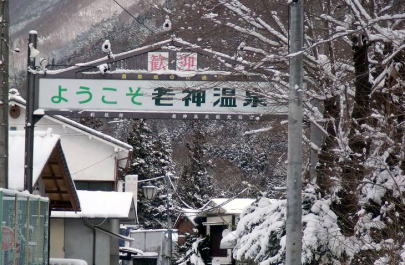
[126, 119, 175, 228]
[176, 121, 214, 209]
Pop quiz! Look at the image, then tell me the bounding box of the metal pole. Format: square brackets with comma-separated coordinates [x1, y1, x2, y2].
[0, 0, 9, 188]
[286, 0, 303, 265]
[165, 174, 172, 265]
[24, 31, 37, 193]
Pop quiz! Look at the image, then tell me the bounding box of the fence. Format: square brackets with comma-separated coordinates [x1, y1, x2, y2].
[0, 189, 50, 265]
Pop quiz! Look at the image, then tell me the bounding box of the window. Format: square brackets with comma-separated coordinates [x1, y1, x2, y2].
[74, 181, 114, 191]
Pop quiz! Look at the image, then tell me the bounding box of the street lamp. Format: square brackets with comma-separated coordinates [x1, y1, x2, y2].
[142, 185, 158, 200]
[142, 175, 172, 265]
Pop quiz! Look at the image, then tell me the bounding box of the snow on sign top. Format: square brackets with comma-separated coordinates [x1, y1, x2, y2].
[8, 130, 60, 191]
[51, 190, 134, 219]
[210, 198, 255, 214]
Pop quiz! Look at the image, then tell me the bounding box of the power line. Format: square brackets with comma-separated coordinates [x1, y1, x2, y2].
[71, 154, 115, 175]
[112, 0, 155, 33]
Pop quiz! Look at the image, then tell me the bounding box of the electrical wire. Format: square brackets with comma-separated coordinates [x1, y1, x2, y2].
[71, 154, 115, 175]
[137, 176, 166, 183]
[112, 0, 155, 33]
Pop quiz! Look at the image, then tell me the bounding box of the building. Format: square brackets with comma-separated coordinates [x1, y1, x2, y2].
[9, 89, 136, 265]
[51, 190, 136, 265]
[174, 208, 201, 245]
[201, 198, 255, 265]
[9, 90, 132, 192]
[8, 130, 80, 211]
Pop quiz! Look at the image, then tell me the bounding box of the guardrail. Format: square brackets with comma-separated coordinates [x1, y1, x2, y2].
[0, 189, 50, 265]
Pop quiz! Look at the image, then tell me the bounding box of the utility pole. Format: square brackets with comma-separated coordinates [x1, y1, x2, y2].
[165, 174, 172, 265]
[286, 0, 303, 265]
[0, 0, 9, 188]
[24, 31, 37, 193]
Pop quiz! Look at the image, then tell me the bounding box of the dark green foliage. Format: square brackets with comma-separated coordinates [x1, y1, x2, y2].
[126, 119, 175, 228]
[176, 121, 214, 209]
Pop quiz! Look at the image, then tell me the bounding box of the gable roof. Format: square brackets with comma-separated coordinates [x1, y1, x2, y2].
[9, 130, 59, 190]
[8, 130, 80, 211]
[51, 190, 135, 219]
[174, 208, 200, 228]
[9, 92, 132, 151]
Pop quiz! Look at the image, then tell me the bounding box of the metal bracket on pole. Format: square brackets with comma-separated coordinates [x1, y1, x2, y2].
[33, 114, 44, 126]
[286, 0, 303, 265]
[24, 31, 38, 193]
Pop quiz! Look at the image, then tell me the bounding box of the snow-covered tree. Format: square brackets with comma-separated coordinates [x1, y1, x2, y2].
[126, 119, 176, 228]
[176, 121, 215, 209]
[166, 0, 404, 264]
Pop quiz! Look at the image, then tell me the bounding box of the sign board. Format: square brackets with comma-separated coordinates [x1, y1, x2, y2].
[37, 78, 285, 120]
[35, 43, 287, 120]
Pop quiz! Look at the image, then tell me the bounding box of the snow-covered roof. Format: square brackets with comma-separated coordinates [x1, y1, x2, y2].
[209, 198, 255, 214]
[51, 190, 134, 219]
[8, 130, 60, 190]
[9, 92, 132, 151]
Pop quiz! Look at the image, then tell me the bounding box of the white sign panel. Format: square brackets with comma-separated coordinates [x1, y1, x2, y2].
[37, 79, 283, 115]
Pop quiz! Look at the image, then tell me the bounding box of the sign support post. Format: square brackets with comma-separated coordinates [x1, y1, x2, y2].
[0, 0, 9, 188]
[286, 0, 303, 265]
[24, 31, 38, 193]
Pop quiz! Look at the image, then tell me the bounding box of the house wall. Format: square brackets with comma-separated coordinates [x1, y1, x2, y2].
[8, 104, 129, 182]
[50, 219, 65, 258]
[175, 218, 195, 245]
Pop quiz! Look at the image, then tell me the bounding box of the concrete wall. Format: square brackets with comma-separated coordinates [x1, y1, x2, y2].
[50, 219, 65, 258]
[65, 218, 113, 265]
[130, 230, 164, 253]
[64, 219, 95, 264]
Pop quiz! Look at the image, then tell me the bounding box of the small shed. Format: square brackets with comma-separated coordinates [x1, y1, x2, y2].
[51, 190, 136, 265]
[202, 198, 255, 265]
[174, 208, 200, 245]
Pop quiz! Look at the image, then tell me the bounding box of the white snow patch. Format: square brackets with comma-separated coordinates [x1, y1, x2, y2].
[8, 130, 60, 191]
